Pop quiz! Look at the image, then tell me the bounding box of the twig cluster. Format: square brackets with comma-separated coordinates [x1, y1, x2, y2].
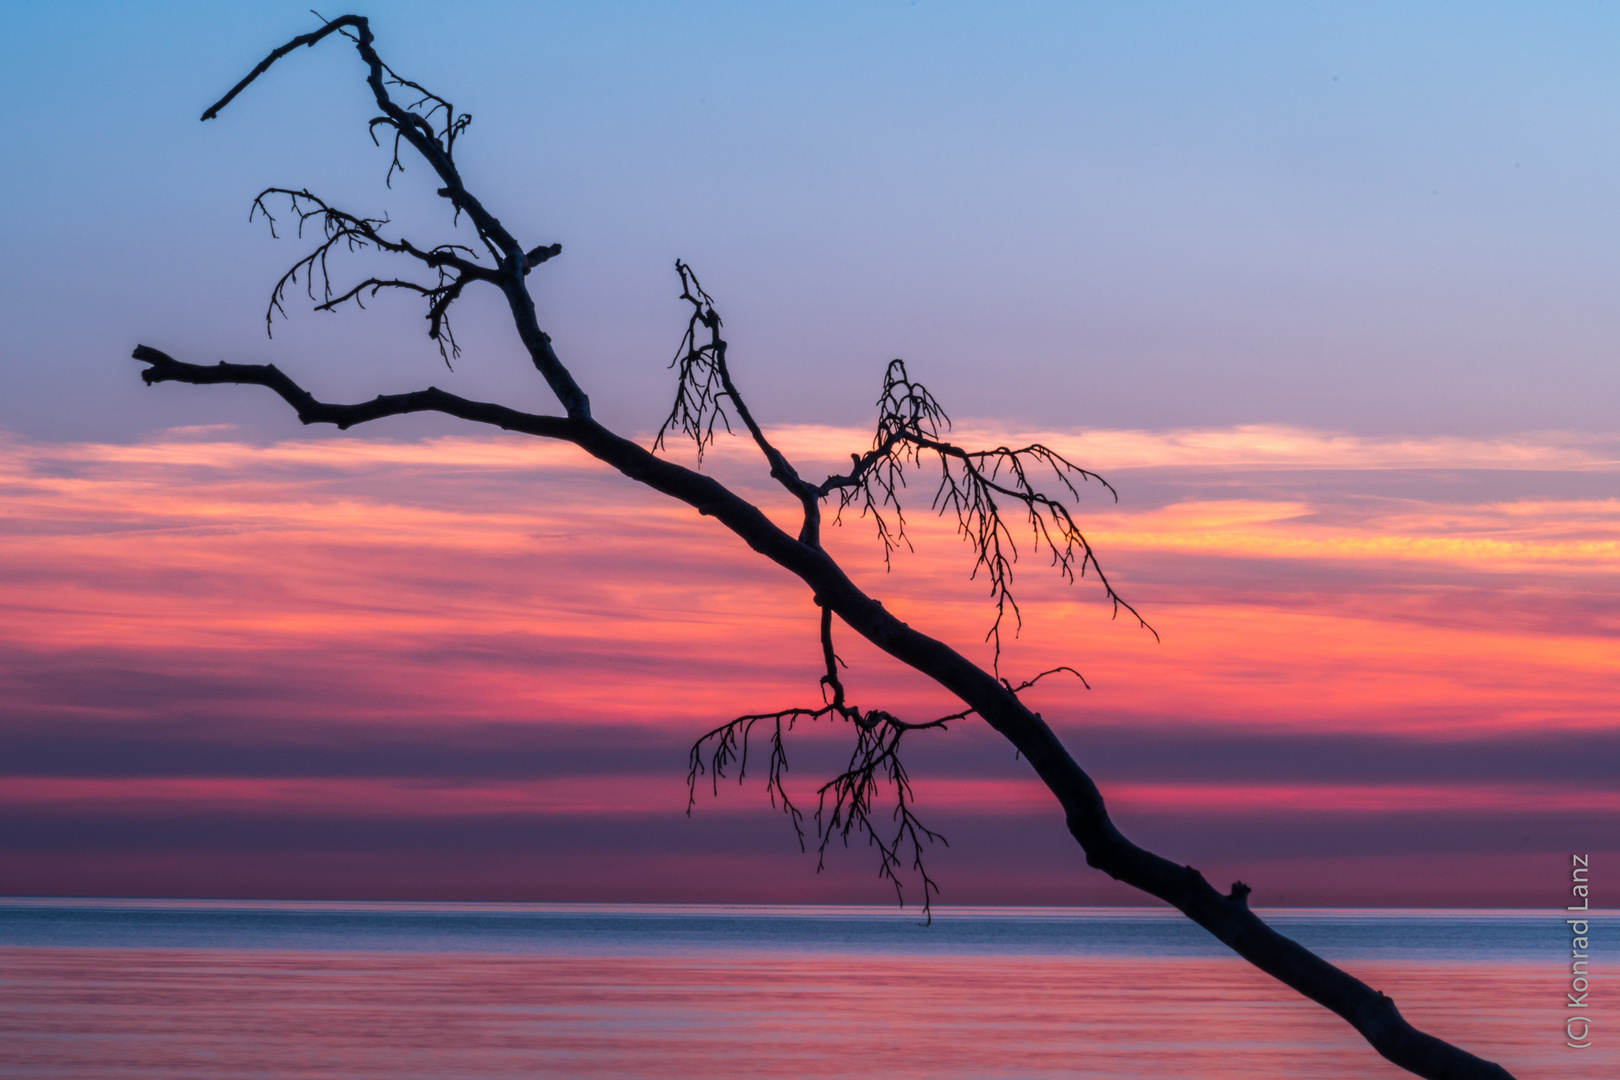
[315, 14, 475, 189]
[686, 604, 969, 921]
[686, 619, 1090, 923]
[816, 359, 1155, 668]
[655, 261, 732, 461]
[251, 188, 486, 364]
[656, 261, 825, 541]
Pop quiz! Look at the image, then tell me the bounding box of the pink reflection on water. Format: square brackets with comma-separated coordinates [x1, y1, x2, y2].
[0, 949, 1601, 1079]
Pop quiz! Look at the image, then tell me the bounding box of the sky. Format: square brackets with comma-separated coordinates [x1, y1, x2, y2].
[0, 1, 1615, 908]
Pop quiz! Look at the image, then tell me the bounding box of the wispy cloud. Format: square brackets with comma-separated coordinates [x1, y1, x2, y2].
[758, 423, 1620, 472]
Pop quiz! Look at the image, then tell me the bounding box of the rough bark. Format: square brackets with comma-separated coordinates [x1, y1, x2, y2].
[132, 16, 1518, 1079]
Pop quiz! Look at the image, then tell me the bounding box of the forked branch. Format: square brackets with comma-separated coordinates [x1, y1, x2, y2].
[657, 262, 822, 541]
[204, 12, 589, 418]
[687, 600, 1080, 924]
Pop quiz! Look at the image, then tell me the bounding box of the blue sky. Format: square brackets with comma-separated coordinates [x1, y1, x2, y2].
[3, 1, 1618, 442]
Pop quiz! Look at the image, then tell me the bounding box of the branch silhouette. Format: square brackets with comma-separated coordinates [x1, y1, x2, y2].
[134, 17, 1516, 1080]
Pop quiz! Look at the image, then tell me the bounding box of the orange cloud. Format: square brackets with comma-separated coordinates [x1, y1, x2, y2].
[3, 425, 1615, 732]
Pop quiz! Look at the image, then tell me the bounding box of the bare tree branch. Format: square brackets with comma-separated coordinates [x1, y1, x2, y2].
[1005, 665, 1090, 693]
[137, 17, 1519, 1078]
[200, 16, 366, 122]
[133, 346, 574, 437]
[657, 261, 823, 543]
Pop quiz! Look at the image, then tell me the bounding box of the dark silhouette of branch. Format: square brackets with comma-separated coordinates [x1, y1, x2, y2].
[248, 187, 490, 364]
[657, 262, 734, 464]
[1004, 665, 1091, 693]
[687, 709, 808, 842]
[658, 261, 822, 543]
[816, 359, 1155, 670]
[203, 12, 588, 418]
[133, 17, 1518, 1079]
[685, 599, 969, 922]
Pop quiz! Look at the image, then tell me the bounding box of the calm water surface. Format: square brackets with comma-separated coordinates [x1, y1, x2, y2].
[0, 900, 1612, 1079]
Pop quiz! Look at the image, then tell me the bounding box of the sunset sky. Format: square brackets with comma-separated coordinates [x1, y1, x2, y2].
[2, 2, 1616, 908]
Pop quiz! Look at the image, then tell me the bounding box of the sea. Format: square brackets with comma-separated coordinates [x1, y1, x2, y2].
[0, 900, 1611, 1079]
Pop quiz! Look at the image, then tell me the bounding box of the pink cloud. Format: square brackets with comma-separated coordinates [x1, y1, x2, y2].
[2, 425, 1615, 902]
